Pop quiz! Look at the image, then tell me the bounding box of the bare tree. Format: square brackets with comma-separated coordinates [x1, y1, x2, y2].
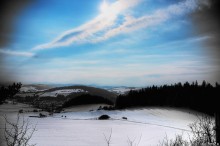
[4, 113, 36, 146]
[158, 133, 188, 146]
[189, 115, 216, 145]
[159, 115, 216, 146]
[127, 134, 142, 146]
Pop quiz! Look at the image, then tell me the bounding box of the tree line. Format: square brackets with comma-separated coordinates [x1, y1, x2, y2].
[0, 83, 22, 104]
[115, 81, 219, 114]
[62, 94, 113, 108]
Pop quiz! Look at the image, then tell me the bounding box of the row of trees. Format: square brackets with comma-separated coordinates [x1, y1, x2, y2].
[115, 81, 219, 114]
[62, 94, 113, 108]
[0, 83, 22, 104]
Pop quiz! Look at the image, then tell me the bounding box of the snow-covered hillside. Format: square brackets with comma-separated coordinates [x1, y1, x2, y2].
[20, 86, 39, 92]
[15, 85, 117, 104]
[20, 84, 54, 92]
[0, 103, 204, 146]
[107, 87, 141, 95]
[39, 89, 87, 97]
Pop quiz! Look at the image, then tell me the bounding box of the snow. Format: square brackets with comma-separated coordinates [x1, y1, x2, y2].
[20, 86, 49, 92]
[15, 89, 86, 98]
[0, 103, 202, 146]
[20, 85, 53, 93]
[39, 89, 87, 97]
[20, 86, 39, 92]
[108, 87, 141, 95]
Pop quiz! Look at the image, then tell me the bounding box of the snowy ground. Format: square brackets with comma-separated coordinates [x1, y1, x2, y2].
[15, 89, 87, 98]
[107, 87, 141, 95]
[20, 86, 39, 92]
[20, 85, 52, 92]
[39, 89, 87, 97]
[0, 103, 202, 146]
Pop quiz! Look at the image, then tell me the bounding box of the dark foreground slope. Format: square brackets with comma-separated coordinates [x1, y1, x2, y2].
[62, 94, 113, 108]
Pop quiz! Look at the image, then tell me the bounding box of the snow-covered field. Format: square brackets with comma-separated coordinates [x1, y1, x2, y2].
[15, 89, 87, 98]
[0, 103, 202, 146]
[20, 85, 53, 92]
[107, 87, 141, 95]
[20, 86, 39, 92]
[39, 89, 87, 97]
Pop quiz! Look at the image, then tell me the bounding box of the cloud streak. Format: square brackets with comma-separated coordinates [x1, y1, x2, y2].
[32, 0, 209, 51]
[0, 49, 34, 57]
[32, 0, 141, 51]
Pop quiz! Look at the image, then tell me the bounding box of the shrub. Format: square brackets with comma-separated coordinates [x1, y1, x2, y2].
[159, 134, 189, 146]
[39, 113, 47, 118]
[98, 106, 115, 111]
[33, 109, 38, 112]
[98, 114, 110, 120]
[189, 115, 216, 145]
[159, 115, 217, 146]
[18, 109, 23, 113]
[122, 117, 127, 120]
[4, 113, 36, 146]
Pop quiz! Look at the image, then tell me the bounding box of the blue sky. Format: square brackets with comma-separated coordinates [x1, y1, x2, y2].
[0, 0, 218, 86]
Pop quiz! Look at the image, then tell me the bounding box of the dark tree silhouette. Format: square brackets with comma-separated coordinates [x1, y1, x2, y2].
[0, 82, 22, 104]
[115, 81, 219, 114]
[62, 93, 113, 108]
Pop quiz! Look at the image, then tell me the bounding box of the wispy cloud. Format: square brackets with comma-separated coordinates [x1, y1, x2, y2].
[0, 49, 35, 57]
[31, 0, 209, 51]
[32, 0, 141, 51]
[145, 35, 211, 50]
[93, 0, 202, 42]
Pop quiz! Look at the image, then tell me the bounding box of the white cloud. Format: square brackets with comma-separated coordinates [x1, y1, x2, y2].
[32, 0, 141, 51]
[93, 0, 200, 42]
[0, 49, 35, 57]
[31, 0, 208, 51]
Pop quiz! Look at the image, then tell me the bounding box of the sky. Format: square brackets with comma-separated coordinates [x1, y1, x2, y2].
[0, 0, 220, 86]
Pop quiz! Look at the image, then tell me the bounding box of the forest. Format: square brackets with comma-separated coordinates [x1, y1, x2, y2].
[0, 83, 22, 104]
[115, 81, 219, 114]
